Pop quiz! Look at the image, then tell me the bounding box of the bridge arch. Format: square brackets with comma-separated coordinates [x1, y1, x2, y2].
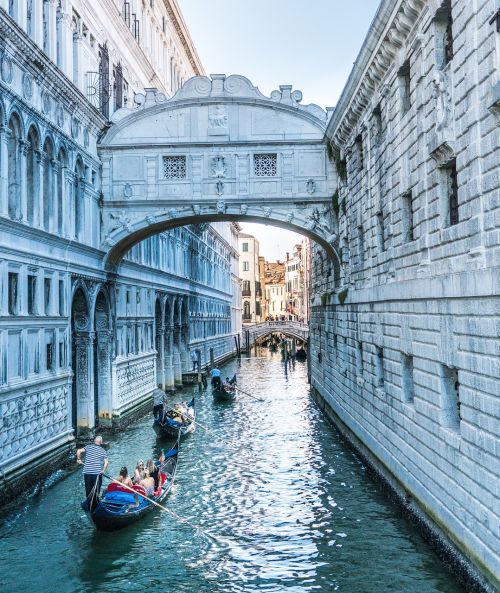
[98, 74, 339, 271]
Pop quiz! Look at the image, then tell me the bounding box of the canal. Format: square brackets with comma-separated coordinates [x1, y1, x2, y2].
[0, 351, 465, 593]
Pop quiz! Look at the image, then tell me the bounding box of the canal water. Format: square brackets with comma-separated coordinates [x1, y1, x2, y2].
[0, 351, 465, 593]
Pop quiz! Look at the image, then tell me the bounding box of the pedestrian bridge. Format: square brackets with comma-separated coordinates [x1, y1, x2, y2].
[98, 74, 339, 270]
[244, 321, 310, 345]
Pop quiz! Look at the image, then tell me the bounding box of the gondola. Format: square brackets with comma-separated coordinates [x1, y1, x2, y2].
[81, 440, 179, 531]
[295, 347, 307, 361]
[153, 398, 195, 438]
[212, 383, 237, 402]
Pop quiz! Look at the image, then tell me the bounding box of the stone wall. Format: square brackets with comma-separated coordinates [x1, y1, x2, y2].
[311, 0, 500, 589]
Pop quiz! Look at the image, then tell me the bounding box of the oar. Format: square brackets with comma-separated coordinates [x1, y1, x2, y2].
[102, 474, 217, 541]
[179, 413, 213, 435]
[235, 386, 264, 403]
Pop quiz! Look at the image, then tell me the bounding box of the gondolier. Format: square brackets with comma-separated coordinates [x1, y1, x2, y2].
[210, 366, 222, 388]
[76, 435, 109, 510]
[152, 384, 167, 420]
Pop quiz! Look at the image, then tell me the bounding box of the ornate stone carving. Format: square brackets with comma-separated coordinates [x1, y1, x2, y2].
[262, 207, 272, 218]
[22, 73, 33, 99]
[215, 180, 224, 196]
[240, 204, 248, 215]
[109, 211, 133, 234]
[71, 117, 80, 139]
[306, 179, 316, 195]
[117, 358, 155, 404]
[192, 204, 201, 216]
[41, 90, 52, 115]
[123, 183, 133, 198]
[55, 104, 65, 128]
[216, 200, 226, 214]
[211, 155, 226, 178]
[209, 105, 228, 128]
[432, 71, 452, 133]
[0, 53, 13, 83]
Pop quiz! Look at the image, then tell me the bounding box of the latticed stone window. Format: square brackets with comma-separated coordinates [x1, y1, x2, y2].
[253, 153, 277, 177]
[163, 156, 187, 179]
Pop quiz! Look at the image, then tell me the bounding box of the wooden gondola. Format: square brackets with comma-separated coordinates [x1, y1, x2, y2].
[212, 383, 237, 402]
[153, 398, 195, 438]
[295, 347, 307, 361]
[81, 441, 179, 531]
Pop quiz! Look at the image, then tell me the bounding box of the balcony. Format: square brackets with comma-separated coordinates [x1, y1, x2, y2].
[242, 289, 252, 297]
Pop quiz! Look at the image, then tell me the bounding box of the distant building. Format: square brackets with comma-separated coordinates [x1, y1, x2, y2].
[265, 261, 286, 320]
[258, 256, 268, 321]
[238, 233, 263, 323]
[285, 240, 311, 322]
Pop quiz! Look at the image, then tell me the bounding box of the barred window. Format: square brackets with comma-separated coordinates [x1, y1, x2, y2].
[163, 156, 186, 179]
[254, 153, 277, 177]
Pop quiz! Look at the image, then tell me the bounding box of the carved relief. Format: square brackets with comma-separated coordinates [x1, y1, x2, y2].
[432, 71, 452, 132]
[117, 358, 155, 404]
[22, 73, 33, 99]
[211, 155, 227, 178]
[41, 91, 52, 115]
[0, 53, 13, 83]
[108, 211, 133, 234]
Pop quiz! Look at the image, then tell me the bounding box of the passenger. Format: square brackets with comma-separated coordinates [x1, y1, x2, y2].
[211, 366, 222, 388]
[118, 466, 133, 487]
[140, 471, 155, 496]
[229, 374, 237, 385]
[133, 460, 146, 484]
[146, 459, 160, 491]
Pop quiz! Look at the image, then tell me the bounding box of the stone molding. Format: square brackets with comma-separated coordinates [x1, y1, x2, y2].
[326, 0, 426, 146]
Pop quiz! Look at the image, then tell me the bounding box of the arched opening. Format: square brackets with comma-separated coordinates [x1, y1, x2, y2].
[26, 125, 39, 226]
[74, 158, 84, 240]
[57, 147, 67, 236]
[172, 299, 182, 387]
[7, 113, 22, 221]
[164, 298, 175, 390]
[154, 298, 164, 388]
[93, 291, 112, 427]
[71, 287, 90, 434]
[42, 137, 54, 231]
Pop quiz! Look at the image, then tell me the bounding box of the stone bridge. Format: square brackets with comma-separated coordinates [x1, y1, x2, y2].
[98, 74, 338, 269]
[244, 321, 310, 346]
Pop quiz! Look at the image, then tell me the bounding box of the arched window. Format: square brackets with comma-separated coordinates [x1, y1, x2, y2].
[26, 126, 39, 226]
[42, 137, 54, 231]
[57, 148, 67, 235]
[7, 114, 22, 221]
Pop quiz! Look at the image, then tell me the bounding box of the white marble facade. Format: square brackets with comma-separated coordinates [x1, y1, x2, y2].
[0, 2, 238, 483]
[310, 0, 500, 589]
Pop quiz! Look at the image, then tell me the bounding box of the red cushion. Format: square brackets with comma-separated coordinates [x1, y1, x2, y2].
[106, 482, 132, 493]
[132, 484, 147, 496]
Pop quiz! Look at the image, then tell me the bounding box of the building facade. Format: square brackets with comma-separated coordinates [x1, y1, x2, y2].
[0, 1, 239, 495]
[239, 232, 263, 323]
[265, 261, 286, 320]
[285, 240, 310, 322]
[310, 0, 500, 589]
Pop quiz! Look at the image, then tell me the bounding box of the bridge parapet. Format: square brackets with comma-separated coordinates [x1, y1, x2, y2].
[243, 321, 309, 345]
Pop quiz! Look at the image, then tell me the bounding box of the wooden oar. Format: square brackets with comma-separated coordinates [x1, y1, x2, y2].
[102, 474, 216, 540]
[235, 386, 264, 403]
[179, 413, 213, 435]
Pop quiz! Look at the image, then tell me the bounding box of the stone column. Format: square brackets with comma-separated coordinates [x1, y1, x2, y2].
[0, 127, 8, 217]
[36, 150, 44, 229]
[173, 325, 182, 387]
[50, 158, 58, 233]
[164, 325, 175, 391]
[73, 332, 95, 433]
[64, 170, 74, 238]
[180, 323, 189, 373]
[156, 328, 165, 388]
[95, 330, 112, 426]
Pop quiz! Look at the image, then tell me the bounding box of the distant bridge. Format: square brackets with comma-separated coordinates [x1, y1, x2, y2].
[243, 321, 309, 349]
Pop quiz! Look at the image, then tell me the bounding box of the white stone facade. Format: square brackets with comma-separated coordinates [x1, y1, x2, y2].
[0, 2, 237, 490]
[310, 0, 499, 588]
[239, 233, 263, 323]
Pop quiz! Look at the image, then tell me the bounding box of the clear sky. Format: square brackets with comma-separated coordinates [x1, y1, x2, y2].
[177, 0, 381, 259]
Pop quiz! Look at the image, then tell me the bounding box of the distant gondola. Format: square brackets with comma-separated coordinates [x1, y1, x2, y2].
[153, 398, 195, 438]
[81, 441, 179, 531]
[295, 347, 307, 361]
[212, 383, 236, 402]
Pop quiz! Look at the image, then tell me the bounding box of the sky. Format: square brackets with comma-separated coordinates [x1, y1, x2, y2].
[177, 0, 381, 260]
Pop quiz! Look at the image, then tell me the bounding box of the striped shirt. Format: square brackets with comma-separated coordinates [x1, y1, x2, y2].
[82, 444, 108, 475]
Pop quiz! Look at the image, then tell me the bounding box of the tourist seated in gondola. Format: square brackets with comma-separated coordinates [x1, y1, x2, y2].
[211, 366, 222, 388]
[170, 402, 188, 422]
[139, 470, 155, 496]
[133, 460, 146, 484]
[146, 459, 160, 491]
[116, 466, 134, 487]
[228, 374, 237, 385]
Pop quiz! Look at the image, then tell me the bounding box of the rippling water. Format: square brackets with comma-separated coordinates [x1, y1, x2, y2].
[0, 351, 465, 593]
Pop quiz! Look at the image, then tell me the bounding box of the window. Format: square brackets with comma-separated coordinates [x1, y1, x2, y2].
[123, 1, 131, 26]
[435, 0, 453, 69]
[401, 191, 414, 242]
[243, 301, 251, 319]
[114, 62, 124, 111]
[440, 365, 461, 430]
[356, 341, 363, 374]
[355, 134, 364, 169]
[162, 16, 166, 33]
[399, 59, 411, 114]
[376, 212, 385, 252]
[254, 154, 277, 177]
[242, 242, 248, 252]
[133, 15, 140, 42]
[59, 339, 65, 367]
[28, 274, 37, 315]
[98, 43, 110, 118]
[46, 341, 54, 371]
[440, 160, 459, 227]
[358, 226, 365, 266]
[163, 156, 186, 179]
[242, 280, 251, 295]
[242, 261, 249, 272]
[44, 278, 52, 315]
[375, 347, 385, 388]
[58, 280, 64, 315]
[372, 104, 383, 146]
[402, 354, 415, 403]
[8, 272, 19, 315]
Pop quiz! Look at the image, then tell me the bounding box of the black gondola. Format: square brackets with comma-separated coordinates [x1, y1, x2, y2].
[295, 347, 307, 361]
[81, 441, 179, 531]
[212, 383, 236, 402]
[153, 398, 195, 438]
